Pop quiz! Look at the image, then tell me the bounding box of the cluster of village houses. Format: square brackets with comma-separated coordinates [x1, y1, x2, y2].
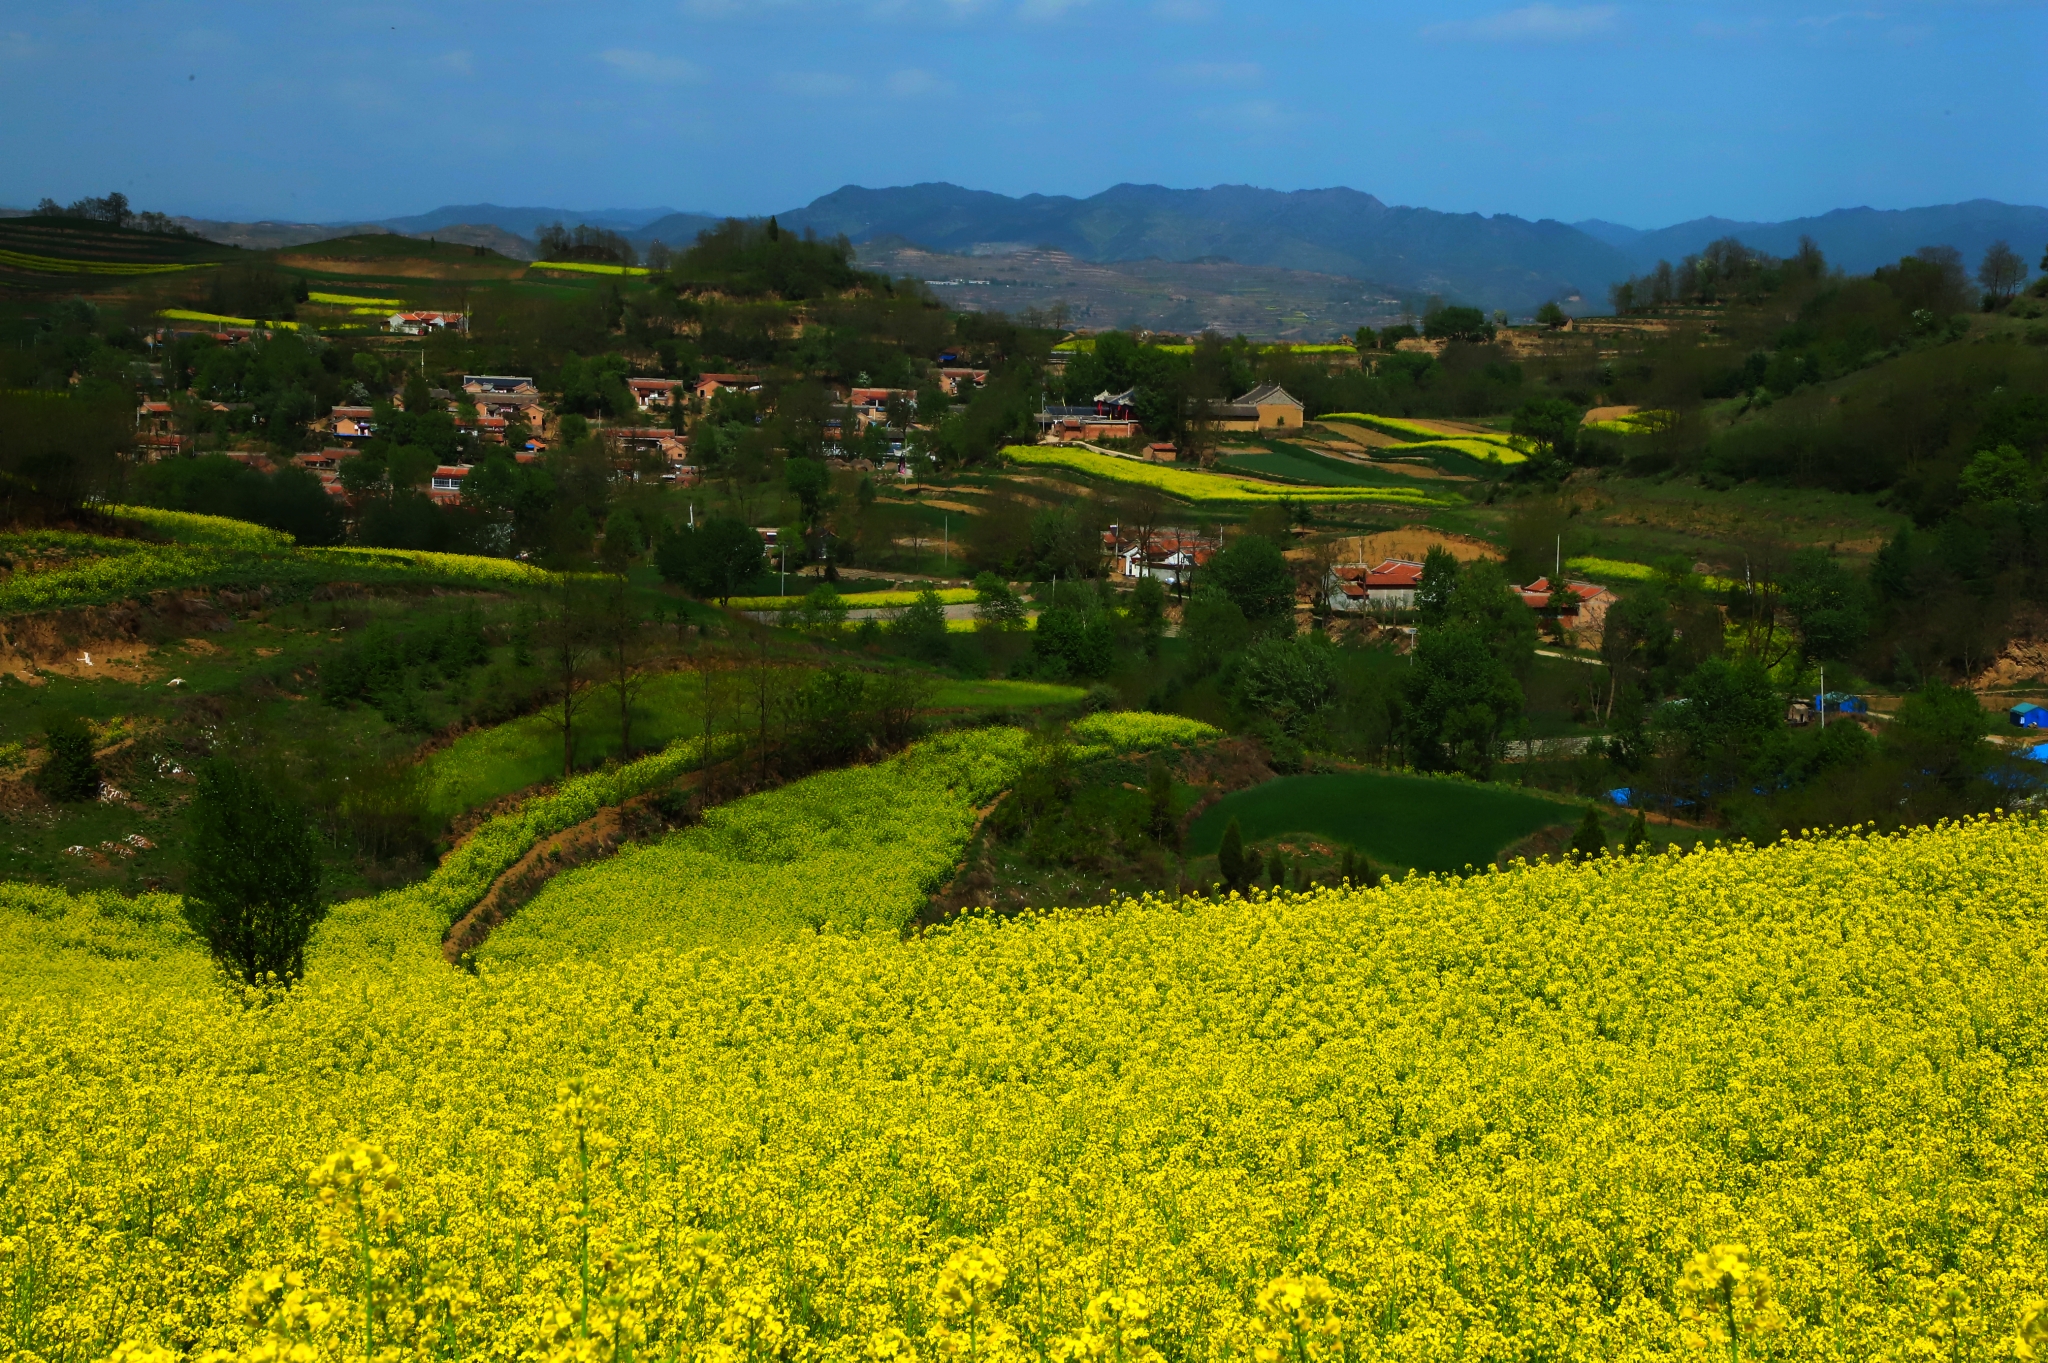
[1100, 525, 1616, 643]
[130, 334, 1612, 633]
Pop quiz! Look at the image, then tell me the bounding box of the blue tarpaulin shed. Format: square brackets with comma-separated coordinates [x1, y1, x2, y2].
[2011, 703, 2048, 728]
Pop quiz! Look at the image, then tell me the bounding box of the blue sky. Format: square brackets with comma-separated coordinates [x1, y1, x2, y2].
[1, 0, 2042, 227]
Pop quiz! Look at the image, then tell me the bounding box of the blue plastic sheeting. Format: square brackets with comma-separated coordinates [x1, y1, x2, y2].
[2024, 745, 2048, 763]
[1607, 787, 1633, 806]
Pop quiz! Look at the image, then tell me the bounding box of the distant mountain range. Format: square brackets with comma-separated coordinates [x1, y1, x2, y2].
[32, 185, 2038, 314]
[1572, 200, 2048, 278]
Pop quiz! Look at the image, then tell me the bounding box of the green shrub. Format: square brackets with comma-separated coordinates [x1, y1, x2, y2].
[32, 715, 100, 803]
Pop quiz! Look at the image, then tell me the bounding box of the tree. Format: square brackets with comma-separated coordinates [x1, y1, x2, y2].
[1660, 656, 1782, 796]
[1511, 398, 1582, 465]
[1401, 626, 1524, 778]
[1622, 809, 1647, 855]
[1031, 602, 1116, 680]
[1977, 240, 2027, 307]
[1216, 817, 1261, 893]
[1957, 444, 2035, 503]
[1233, 634, 1341, 740]
[596, 566, 649, 758]
[1448, 559, 1539, 677]
[1127, 575, 1167, 657]
[1183, 586, 1251, 674]
[32, 714, 100, 802]
[1423, 306, 1492, 342]
[1207, 534, 1296, 631]
[1780, 549, 1869, 663]
[540, 576, 596, 777]
[1146, 757, 1177, 847]
[1569, 806, 1607, 861]
[972, 572, 1027, 632]
[785, 457, 833, 529]
[1536, 301, 1569, 329]
[1890, 682, 1992, 797]
[656, 517, 766, 604]
[1415, 546, 1462, 626]
[892, 587, 951, 664]
[182, 759, 324, 986]
[1340, 847, 1377, 888]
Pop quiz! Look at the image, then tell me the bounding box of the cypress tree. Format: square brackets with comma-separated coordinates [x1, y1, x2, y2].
[1570, 806, 1608, 862]
[1217, 816, 1244, 890]
[32, 714, 100, 802]
[1623, 809, 1648, 856]
[1146, 757, 1177, 846]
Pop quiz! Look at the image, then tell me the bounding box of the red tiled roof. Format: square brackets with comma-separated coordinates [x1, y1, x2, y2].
[1515, 577, 1609, 609]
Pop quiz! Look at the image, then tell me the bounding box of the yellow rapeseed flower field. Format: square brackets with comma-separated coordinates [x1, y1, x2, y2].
[2, 747, 2046, 1359]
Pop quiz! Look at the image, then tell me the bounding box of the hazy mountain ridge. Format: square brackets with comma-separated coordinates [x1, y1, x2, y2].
[129, 186, 2048, 313]
[1609, 201, 2048, 277]
[776, 182, 1636, 311]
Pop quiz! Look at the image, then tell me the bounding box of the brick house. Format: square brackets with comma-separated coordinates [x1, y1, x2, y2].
[1208, 383, 1305, 433]
[1326, 560, 1426, 613]
[1515, 577, 1616, 641]
[627, 378, 683, 412]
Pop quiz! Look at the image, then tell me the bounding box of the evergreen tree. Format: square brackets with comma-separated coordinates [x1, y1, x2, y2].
[1570, 806, 1607, 862]
[32, 714, 100, 802]
[1145, 757, 1177, 846]
[1268, 849, 1288, 891]
[182, 759, 325, 986]
[1623, 809, 1648, 856]
[1340, 847, 1379, 888]
[1217, 817, 1245, 890]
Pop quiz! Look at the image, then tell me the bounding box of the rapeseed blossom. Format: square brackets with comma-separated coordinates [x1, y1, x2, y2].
[5, 759, 2048, 1359]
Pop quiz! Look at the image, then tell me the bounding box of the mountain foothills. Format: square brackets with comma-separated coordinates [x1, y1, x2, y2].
[17, 183, 2044, 314]
[5, 191, 2048, 1359]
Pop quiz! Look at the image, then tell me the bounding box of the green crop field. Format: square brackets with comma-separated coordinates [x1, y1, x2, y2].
[1188, 771, 1576, 873]
[1220, 442, 1438, 488]
[1002, 446, 1454, 508]
[927, 678, 1088, 709]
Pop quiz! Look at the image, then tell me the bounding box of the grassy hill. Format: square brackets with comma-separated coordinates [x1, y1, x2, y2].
[0, 217, 238, 294]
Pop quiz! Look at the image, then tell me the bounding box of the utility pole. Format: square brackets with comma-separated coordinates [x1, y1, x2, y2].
[942, 515, 949, 574]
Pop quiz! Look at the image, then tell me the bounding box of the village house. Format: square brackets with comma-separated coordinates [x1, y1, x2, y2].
[849, 387, 915, 430]
[1208, 382, 1305, 433]
[1515, 577, 1616, 641]
[627, 378, 683, 412]
[1326, 560, 1426, 613]
[601, 426, 689, 478]
[1038, 388, 1142, 442]
[693, 373, 759, 403]
[387, 311, 466, 335]
[470, 391, 546, 432]
[428, 465, 469, 506]
[330, 405, 376, 440]
[936, 367, 988, 396]
[133, 401, 190, 462]
[463, 375, 538, 396]
[292, 449, 355, 475]
[1102, 526, 1220, 587]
